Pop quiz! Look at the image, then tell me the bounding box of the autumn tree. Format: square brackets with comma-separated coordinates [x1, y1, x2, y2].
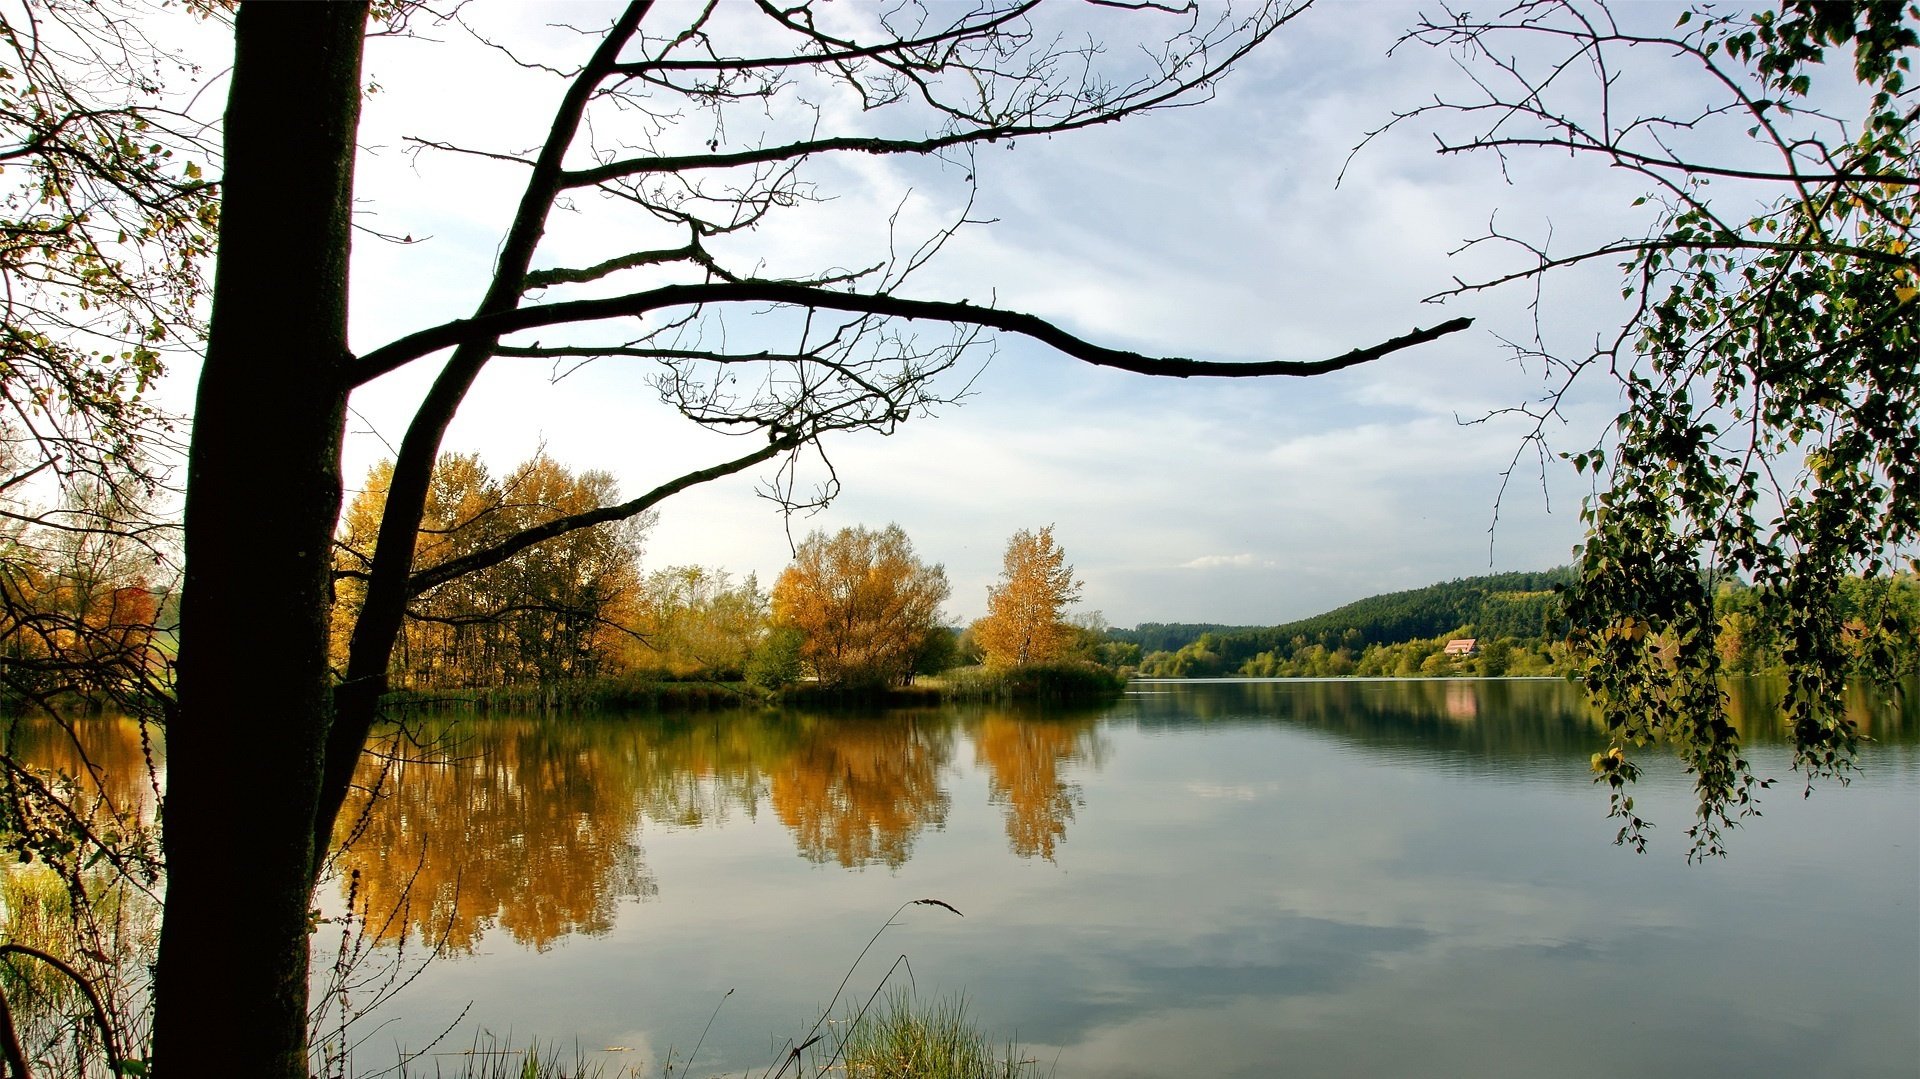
[624, 567, 767, 680]
[334, 452, 650, 689]
[771, 524, 949, 689]
[976, 526, 1083, 667]
[1388, 0, 1920, 855]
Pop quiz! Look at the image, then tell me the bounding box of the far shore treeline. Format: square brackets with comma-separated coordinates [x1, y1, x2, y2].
[325, 455, 1125, 707]
[334, 453, 1919, 706]
[5, 451, 1915, 716]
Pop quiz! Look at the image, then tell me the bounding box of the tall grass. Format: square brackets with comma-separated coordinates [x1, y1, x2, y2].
[833, 988, 1045, 1079]
[0, 864, 156, 1079]
[384, 1037, 637, 1078]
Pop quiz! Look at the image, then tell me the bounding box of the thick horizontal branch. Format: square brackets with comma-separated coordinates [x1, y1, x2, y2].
[522, 243, 711, 289]
[355, 280, 1474, 386]
[407, 437, 796, 596]
[495, 344, 814, 363]
[564, 130, 1055, 187]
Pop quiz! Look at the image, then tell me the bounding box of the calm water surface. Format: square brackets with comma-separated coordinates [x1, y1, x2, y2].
[18, 679, 1917, 1077]
[306, 678, 1920, 1078]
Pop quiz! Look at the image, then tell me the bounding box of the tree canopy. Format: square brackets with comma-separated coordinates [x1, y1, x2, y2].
[334, 453, 652, 689]
[771, 523, 949, 690]
[975, 525, 1083, 668]
[0, 0, 214, 491]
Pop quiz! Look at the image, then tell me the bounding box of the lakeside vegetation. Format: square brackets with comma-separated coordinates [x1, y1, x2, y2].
[328, 476, 1134, 711]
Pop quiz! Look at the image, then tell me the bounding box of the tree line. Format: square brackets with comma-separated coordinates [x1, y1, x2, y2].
[328, 455, 1125, 699]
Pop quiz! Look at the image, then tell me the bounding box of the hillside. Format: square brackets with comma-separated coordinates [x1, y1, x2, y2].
[1130, 568, 1575, 678]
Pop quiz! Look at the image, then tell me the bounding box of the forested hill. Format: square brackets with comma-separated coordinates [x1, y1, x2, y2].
[1125, 568, 1575, 678]
[1121, 569, 1572, 656]
[1257, 568, 1574, 650]
[1108, 623, 1260, 654]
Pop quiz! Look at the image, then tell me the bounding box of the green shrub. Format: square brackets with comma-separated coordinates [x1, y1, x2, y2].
[939, 662, 1123, 703]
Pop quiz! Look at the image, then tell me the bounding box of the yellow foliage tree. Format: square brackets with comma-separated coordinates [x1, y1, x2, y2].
[620, 566, 767, 679]
[334, 452, 651, 687]
[975, 525, 1082, 667]
[770, 524, 948, 689]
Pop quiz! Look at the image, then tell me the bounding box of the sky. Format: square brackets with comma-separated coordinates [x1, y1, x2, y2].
[156, 1, 1723, 627]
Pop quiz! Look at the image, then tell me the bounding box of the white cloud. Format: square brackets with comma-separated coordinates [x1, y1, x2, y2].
[1180, 554, 1273, 571]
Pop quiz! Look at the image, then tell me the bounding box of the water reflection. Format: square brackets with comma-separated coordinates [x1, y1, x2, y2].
[316, 678, 1917, 951]
[336, 719, 659, 953]
[0, 712, 159, 815]
[13, 677, 1909, 963]
[971, 710, 1104, 860]
[770, 712, 952, 868]
[1121, 676, 1920, 761]
[0, 714, 160, 879]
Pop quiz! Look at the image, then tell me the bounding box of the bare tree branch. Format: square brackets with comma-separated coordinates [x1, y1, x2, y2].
[356, 281, 1474, 385]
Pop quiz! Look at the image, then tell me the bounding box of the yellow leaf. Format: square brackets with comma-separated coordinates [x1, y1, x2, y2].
[1896, 285, 1918, 303]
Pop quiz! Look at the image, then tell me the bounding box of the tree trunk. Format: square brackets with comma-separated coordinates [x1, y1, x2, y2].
[153, 4, 369, 1076]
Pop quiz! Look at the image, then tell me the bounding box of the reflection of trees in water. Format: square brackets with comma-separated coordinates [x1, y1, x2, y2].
[619, 712, 790, 828]
[335, 719, 659, 953]
[2, 714, 158, 813]
[1120, 677, 1920, 765]
[1722, 676, 1919, 743]
[23, 684, 1913, 963]
[1122, 680, 1598, 763]
[314, 680, 1920, 953]
[970, 710, 1104, 860]
[769, 713, 953, 868]
[2, 715, 160, 880]
[335, 710, 954, 949]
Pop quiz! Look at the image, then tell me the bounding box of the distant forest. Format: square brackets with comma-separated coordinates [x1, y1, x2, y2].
[1119, 569, 1919, 680]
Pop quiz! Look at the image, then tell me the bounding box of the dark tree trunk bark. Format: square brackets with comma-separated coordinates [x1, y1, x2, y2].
[153, 4, 369, 1076]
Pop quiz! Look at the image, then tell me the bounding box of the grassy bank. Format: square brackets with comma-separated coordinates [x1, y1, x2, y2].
[937, 662, 1126, 704]
[382, 675, 756, 715]
[379, 663, 1129, 716]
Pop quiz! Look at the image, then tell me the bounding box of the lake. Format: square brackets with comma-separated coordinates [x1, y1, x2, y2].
[9, 678, 1917, 1077]
[307, 677, 1919, 1078]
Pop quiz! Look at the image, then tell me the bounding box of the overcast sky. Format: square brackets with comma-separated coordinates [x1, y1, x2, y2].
[165, 1, 1718, 627]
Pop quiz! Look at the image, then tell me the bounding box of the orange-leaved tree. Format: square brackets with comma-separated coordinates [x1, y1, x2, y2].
[771, 524, 948, 689]
[975, 526, 1083, 667]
